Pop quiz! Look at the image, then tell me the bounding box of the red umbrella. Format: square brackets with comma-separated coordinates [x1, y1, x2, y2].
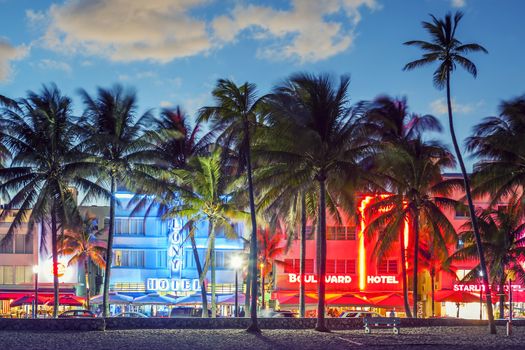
[434, 290, 480, 303]
[10, 295, 48, 307]
[45, 295, 84, 306]
[278, 294, 317, 305]
[371, 293, 412, 308]
[327, 294, 371, 306]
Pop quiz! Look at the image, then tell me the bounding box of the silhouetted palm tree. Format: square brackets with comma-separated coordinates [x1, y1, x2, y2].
[59, 215, 106, 310]
[467, 96, 525, 206]
[451, 198, 525, 319]
[365, 137, 458, 317]
[0, 85, 104, 317]
[198, 80, 265, 331]
[78, 85, 155, 317]
[261, 73, 370, 331]
[166, 150, 248, 318]
[403, 11, 494, 332]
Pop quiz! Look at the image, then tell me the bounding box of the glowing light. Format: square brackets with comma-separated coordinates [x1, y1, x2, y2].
[230, 255, 243, 270]
[358, 196, 373, 291]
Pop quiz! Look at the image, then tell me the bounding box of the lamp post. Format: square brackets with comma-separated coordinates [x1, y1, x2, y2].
[260, 262, 265, 310]
[33, 265, 39, 318]
[230, 255, 243, 317]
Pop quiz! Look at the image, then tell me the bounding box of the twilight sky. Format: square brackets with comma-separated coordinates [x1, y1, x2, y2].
[0, 0, 523, 170]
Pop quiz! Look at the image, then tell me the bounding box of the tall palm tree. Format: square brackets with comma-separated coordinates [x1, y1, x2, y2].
[198, 79, 265, 331]
[261, 73, 370, 331]
[166, 150, 248, 318]
[0, 85, 104, 317]
[257, 227, 286, 309]
[403, 11, 494, 332]
[78, 85, 155, 317]
[59, 215, 106, 310]
[451, 198, 525, 319]
[365, 138, 458, 317]
[467, 96, 525, 206]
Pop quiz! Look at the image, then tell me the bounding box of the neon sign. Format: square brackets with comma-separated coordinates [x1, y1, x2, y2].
[288, 274, 352, 284]
[146, 278, 200, 292]
[167, 219, 183, 274]
[453, 284, 524, 292]
[367, 275, 399, 284]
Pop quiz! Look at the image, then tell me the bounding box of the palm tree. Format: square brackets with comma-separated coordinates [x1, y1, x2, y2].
[365, 137, 458, 317]
[198, 79, 265, 331]
[165, 150, 248, 318]
[257, 227, 286, 309]
[0, 85, 104, 317]
[451, 198, 525, 319]
[59, 215, 106, 310]
[467, 96, 525, 206]
[261, 73, 370, 331]
[78, 84, 155, 317]
[403, 11, 495, 333]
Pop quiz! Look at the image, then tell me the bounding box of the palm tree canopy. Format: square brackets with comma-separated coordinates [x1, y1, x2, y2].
[451, 198, 525, 286]
[0, 85, 105, 245]
[467, 96, 525, 206]
[403, 11, 488, 89]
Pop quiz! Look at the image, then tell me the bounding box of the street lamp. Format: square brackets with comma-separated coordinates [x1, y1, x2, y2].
[260, 262, 265, 310]
[230, 255, 243, 317]
[33, 265, 39, 319]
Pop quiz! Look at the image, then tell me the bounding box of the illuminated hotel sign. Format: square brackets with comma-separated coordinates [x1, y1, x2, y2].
[167, 219, 183, 274]
[367, 275, 399, 284]
[146, 278, 200, 292]
[288, 274, 352, 284]
[453, 284, 524, 292]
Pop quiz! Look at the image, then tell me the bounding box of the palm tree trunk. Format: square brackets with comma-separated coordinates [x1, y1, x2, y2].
[261, 268, 265, 309]
[315, 175, 329, 332]
[299, 193, 306, 318]
[103, 176, 117, 317]
[431, 269, 435, 317]
[51, 205, 59, 318]
[190, 229, 208, 317]
[400, 226, 413, 318]
[412, 210, 420, 318]
[244, 266, 251, 317]
[446, 70, 496, 334]
[85, 259, 90, 311]
[210, 222, 217, 318]
[244, 120, 259, 332]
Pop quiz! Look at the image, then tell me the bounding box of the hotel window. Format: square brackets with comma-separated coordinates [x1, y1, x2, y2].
[284, 259, 295, 273]
[326, 260, 336, 273]
[15, 266, 32, 284]
[304, 259, 314, 274]
[454, 208, 470, 218]
[378, 259, 398, 274]
[345, 260, 356, 274]
[304, 226, 315, 240]
[114, 218, 145, 235]
[0, 266, 14, 284]
[14, 235, 33, 254]
[0, 234, 12, 253]
[326, 226, 356, 240]
[113, 250, 144, 267]
[156, 250, 167, 268]
[284, 259, 313, 273]
[215, 251, 225, 268]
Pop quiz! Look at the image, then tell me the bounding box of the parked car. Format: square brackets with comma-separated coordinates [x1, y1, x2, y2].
[259, 309, 297, 318]
[114, 312, 148, 318]
[170, 307, 211, 318]
[339, 311, 382, 318]
[58, 309, 97, 318]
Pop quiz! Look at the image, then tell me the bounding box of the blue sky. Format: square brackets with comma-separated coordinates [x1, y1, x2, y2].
[0, 0, 523, 170]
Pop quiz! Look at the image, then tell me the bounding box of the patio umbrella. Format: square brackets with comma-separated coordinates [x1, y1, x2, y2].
[327, 293, 371, 306]
[133, 293, 178, 305]
[370, 293, 412, 308]
[45, 295, 84, 306]
[90, 292, 133, 305]
[10, 295, 48, 307]
[434, 290, 480, 303]
[217, 294, 246, 305]
[174, 293, 213, 305]
[278, 294, 317, 305]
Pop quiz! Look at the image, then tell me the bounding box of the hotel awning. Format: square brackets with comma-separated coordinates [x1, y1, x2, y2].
[435, 290, 480, 303]
[326, 293, 371, 306]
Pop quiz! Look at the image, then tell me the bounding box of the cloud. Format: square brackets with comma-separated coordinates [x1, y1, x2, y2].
[32, 0, 212, 63]
[430, 98, 483, 115]
[451, 0, 466, 8]
[160, 101, 173, 108]
[36, 59, 72, 73]
[212, 0, 378, 62]
[0, 39, 29, 82]
[29, 0, 378, 64]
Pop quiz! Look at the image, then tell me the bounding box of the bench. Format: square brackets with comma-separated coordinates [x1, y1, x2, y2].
[363, 316, 400, 334]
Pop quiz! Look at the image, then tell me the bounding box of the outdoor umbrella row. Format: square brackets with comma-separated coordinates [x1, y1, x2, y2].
[10, 294, 84, 307]
[277, 292, 413, 308]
